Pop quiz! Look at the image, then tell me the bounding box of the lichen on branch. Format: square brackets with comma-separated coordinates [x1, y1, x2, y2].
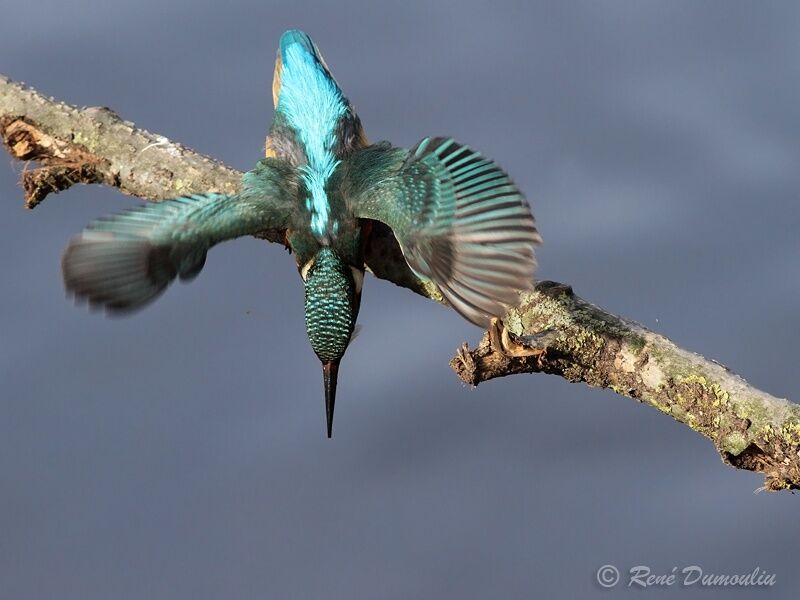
[0, 74, 241, 207]
[451, 282, 800, 491]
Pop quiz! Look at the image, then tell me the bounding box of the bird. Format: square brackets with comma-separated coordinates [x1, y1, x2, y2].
[61, 29, 542, 438]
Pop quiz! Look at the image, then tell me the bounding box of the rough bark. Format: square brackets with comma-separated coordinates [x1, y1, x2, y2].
[2, 75, 797, 492]
[0, 75, 241, 208]
[451, 282, 800, 492]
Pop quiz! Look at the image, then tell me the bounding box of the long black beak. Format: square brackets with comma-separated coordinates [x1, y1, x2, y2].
[322, 360, 340, 438]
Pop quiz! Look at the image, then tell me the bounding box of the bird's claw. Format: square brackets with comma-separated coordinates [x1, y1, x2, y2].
[456, 342, 475, 372]
[488, 318, 550, 364]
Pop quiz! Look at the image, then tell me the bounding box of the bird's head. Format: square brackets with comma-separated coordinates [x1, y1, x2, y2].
[301, 248, 363, 437]
[270, 30, 367, 156]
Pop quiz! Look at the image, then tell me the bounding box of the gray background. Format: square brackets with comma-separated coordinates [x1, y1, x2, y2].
[1, 1, 798, 598]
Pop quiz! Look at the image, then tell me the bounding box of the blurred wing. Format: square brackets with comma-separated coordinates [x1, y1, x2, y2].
[346, 137, 541, 327]
[62, 159, 294, 313]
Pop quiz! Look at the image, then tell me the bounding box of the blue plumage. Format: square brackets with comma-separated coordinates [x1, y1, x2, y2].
[60, 30, 541, 437]
[276, 31, 346, 239]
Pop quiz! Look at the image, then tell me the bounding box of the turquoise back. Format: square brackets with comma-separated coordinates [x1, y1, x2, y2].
[276, 30, 347, 240]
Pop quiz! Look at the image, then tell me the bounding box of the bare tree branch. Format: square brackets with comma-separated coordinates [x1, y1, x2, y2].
[3, 75, 797, 491]
[0, 75, 241, 208]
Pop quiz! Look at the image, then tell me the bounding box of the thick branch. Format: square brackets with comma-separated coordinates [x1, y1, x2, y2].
[451, 282, 800, 492]
[3, 75, 798, 491]
[0, 75, 241, 208]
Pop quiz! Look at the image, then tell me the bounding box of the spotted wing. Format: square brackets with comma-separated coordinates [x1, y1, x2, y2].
[62, 159, 295, 313]
[345, 137, 541, 327]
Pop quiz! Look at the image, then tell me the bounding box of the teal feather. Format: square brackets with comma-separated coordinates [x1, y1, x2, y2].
[345, 137, 541, 326]
[304, 248, 356, 361]
[277, 30, 346, 239]
[63, 161, 294, 312]
[60, 29, 542, 436]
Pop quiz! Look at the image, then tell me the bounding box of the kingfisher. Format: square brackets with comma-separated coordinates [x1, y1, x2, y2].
[61, 30, 542, 437]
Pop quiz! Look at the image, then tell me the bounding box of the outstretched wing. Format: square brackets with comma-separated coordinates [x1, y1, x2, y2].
[62, 159, 295, 313]
[345, 137, 541, 327]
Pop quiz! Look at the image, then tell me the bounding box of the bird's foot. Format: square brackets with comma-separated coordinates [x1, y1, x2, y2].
[488, 318, 553, 366]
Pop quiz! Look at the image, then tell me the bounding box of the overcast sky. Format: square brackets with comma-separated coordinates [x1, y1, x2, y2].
[2, 2, 799, 598]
